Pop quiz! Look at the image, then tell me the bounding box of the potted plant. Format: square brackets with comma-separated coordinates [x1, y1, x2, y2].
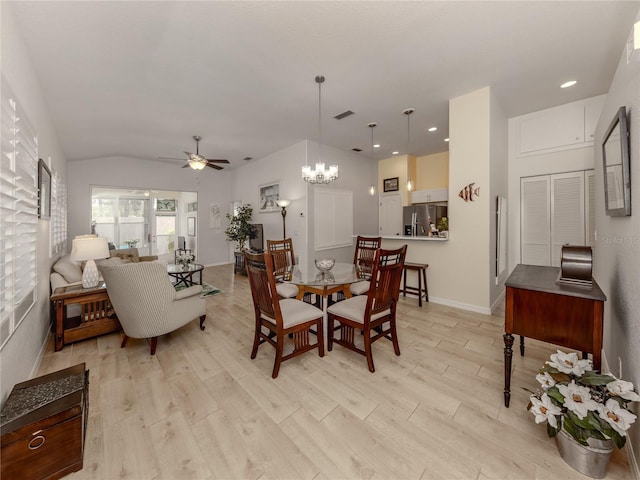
[527, 350, 639, 478]
[225, 204, 257, 251]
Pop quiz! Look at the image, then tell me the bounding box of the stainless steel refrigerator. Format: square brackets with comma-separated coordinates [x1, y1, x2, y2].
[402, 204, 447, 236]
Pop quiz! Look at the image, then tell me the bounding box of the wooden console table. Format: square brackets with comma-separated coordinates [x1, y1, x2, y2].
[51, 283, 120, 351]
[503, 264, 606, 407]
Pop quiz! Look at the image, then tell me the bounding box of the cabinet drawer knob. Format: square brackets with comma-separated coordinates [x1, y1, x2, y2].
[28, 435, 46, 450]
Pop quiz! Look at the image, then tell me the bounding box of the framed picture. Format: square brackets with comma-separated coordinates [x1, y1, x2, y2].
[187, 201, 198, 212]
[187, 217, 196, 236]
[383, 177, 399, 192]
[38, 159, 51, 219]
[259, 181, 280, 212]
[157, 198, 176, 212]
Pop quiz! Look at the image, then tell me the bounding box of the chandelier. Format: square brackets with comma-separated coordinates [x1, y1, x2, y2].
[302, 75, 339, 184]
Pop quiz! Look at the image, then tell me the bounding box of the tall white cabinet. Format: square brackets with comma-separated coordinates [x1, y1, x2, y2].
[521, 170, 594, 266]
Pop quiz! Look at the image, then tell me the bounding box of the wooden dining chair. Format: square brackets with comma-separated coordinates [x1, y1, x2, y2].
[327, 245, 407, 372]
[244, 250, 324, 378]
[349, 235, 382, 296]
[266, 238, 299, 299]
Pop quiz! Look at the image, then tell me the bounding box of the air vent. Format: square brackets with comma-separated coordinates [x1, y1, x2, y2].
[334, 110, 354, 120]
[352, 148, 362, 152]
[243, 157, 253, 161]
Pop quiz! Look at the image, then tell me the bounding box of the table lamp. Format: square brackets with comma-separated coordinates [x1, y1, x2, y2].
[70, 235, 110, 288]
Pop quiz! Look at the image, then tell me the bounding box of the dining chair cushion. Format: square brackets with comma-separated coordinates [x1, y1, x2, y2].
[349, 280, 370, 296]
[261, 298, 323, 329]
[276, 282, 299, 299]
[327, 295, 390, 324]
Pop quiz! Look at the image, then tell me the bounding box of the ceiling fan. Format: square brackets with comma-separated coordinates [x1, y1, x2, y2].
[160, 135, 229, 170]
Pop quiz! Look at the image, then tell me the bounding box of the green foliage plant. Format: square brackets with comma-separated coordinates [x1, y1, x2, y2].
[225, 204, 257, 251]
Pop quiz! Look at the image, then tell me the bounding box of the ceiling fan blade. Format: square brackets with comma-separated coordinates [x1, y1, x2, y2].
[206, 163, 224, 170]
[181, 164, 190, 168]
[205, 159, 230, 163]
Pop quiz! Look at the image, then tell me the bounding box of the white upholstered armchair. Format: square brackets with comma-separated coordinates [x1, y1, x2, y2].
[100, 262, 206, 355]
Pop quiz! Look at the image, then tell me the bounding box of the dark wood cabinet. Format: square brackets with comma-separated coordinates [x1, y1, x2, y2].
[234, 251, 247, 275]
[503, 265, 605, 407]
[1, 364, 89, 480]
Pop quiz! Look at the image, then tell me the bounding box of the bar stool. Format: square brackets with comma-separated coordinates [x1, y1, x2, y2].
[402, 262, 429, 307]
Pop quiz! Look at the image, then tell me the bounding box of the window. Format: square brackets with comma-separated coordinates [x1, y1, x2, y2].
[1, 77, 38, 349]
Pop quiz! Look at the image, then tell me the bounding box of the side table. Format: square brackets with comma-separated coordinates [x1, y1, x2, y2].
[51, 283, 120, 351]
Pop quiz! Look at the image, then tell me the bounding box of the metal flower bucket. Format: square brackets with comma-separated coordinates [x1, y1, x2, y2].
[555, 429, 614, 479]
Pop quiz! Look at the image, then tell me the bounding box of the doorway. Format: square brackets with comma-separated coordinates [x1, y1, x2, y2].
[91, 186, 197, 259]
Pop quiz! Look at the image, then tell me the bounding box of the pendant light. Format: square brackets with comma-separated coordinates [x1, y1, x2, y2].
[368, 122, 377, 196]
[404, 108, 414, 191]
[302, 75, 339, 184]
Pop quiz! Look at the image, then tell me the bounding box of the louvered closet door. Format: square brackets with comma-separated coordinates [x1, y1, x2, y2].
[585, 170, 596, 247]
[521, 176, 551, 265]
[551, 172, 585, 266]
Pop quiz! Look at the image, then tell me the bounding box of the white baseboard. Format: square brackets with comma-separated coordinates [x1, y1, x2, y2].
[423, 296, 492, 315]
[490, 289, 506, 314]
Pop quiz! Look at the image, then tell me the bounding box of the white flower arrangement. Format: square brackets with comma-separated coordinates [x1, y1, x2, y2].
[176, 252, 195, 266]
[528, 350, 639, 449]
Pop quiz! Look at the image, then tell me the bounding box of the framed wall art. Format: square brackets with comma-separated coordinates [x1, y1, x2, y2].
[38, 158, 51, 219]
[156, 198, 176, 212]
[259, 181, 280, 212]
[383, 177, 399, 192]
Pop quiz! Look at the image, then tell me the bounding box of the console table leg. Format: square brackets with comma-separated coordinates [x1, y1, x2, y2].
[504, 333, 514, 408]
[520, 335, 525, 356]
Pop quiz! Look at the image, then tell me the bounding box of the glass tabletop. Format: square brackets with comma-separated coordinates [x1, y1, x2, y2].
[167, 263, 204, 274]
[284, 262, 360, 287]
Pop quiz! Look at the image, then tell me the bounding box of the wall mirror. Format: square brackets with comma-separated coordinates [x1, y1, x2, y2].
[602, 106, 631, 216]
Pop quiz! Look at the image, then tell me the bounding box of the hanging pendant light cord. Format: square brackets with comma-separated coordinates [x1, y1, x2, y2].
[316, 75, 324, 165]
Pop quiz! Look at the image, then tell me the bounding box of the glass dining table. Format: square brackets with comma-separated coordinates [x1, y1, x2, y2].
[279, 262, 364, 342]
[282, 262, 362, 306]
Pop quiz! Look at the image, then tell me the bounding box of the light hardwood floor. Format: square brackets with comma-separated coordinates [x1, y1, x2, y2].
[38, 264, 632, 480]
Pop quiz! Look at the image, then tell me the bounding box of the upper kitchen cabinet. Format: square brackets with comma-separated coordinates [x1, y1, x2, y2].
[514, 95, 605, 157]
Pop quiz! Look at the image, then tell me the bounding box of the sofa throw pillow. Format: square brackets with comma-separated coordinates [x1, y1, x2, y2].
[52, 255, 83, 283]
[109, 248, 140, 263]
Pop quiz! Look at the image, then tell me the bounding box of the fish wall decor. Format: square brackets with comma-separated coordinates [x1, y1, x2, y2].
[458, 182, 480, 202]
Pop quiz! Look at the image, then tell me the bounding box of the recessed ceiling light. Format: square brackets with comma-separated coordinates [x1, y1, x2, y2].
[392, 151, 399, 155]
[428, 127, 437, 132]
[561, 80, 577, 89]
[373, 144, 380, 148]
[444, 138, 450, 142]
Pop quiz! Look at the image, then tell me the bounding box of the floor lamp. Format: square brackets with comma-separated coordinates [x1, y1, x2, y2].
[276, 199, 290, 238]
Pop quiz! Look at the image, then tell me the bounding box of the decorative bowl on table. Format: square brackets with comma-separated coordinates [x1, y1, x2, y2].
[314, 258, 335, 272]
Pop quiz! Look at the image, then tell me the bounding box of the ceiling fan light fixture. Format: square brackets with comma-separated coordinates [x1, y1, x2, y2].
[188, 159, 207, 170]
[302, 75, 339, 184]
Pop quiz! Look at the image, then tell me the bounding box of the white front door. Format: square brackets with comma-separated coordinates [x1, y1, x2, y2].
[379, 194, 402, 236]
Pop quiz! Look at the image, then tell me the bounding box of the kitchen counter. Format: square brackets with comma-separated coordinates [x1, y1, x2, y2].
[378, 235, 448, 242]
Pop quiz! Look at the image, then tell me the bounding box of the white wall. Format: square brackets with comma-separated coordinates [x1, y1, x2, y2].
[0, 6, 68, 402]
[593, 13, 640, 473]
[67, 156, 232, 266]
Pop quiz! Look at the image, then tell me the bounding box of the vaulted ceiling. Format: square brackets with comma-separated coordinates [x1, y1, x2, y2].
[6, 1, 639, 169]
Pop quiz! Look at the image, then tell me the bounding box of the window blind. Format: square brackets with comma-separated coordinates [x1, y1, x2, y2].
[1, 77, 38, 349]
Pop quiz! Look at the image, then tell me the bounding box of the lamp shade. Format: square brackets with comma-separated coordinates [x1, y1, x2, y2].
[70, 235, 110, 288]
[276, 199, 291, 208]
[70, 235, 110, 261]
